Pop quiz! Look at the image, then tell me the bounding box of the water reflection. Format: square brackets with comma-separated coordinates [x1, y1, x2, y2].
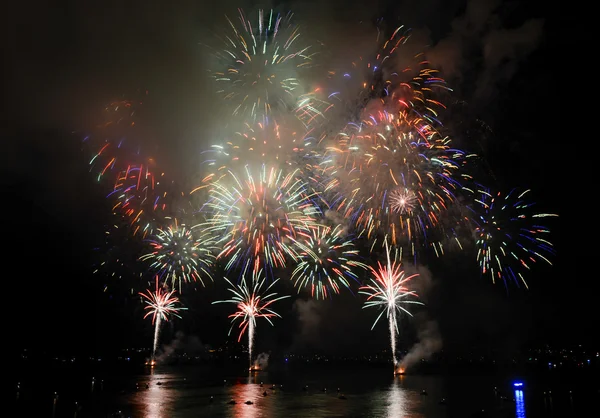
[514, 389, 526, 418]
[138, 368, 177, 418]
[142, 368, 162, 418]
[229, 377, 262, 418]
[387, 381, 408, 417]
[366, 376, 426, 418]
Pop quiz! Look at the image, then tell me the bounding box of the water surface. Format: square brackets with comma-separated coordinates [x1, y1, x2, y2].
[15, 362, 592, 417]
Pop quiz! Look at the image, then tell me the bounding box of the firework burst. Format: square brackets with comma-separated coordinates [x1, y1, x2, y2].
[327, 108, 474, 257]
[359, 241, 423, 367]
[466, 186, 557, 288]
[389, 188, 418, 214]
[140, 277, 187, 359]
[286, 224, 368, 299]
[209, 8, 317, 123]
[213, 260, 290, 369]
[139, 218, 217, 292]
[198, 163, 320, 276]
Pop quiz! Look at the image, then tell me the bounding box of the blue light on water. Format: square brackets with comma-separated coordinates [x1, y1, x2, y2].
[513, 382, 524, 387]
[515, 389, 526, 418]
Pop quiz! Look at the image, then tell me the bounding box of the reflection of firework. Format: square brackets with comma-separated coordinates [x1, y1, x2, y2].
[210, 9, 316, 123]
[467, 187, 557, 288]
[140, 277, 186, 359]
[199, 164, 320, 276]
[286, 224, 368, 299]
[213, 261, 290, 370]
[359, 241, 422, 367]
[139, 218, 216, 292]
[328, 109, 473, 256]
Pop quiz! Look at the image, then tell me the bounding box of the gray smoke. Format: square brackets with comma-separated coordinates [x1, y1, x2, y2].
[292, 299, 321, 348]
[398, 318, 442, 371]
[154, 331, 207, 363]
[252, 352, 270, 370]
[324, 209, 349, 234]
[424, 0, 545, 105]
[398, 265, 443, 371]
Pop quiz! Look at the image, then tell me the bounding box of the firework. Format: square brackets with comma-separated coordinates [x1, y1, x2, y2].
[92, 220, 145, 295]
[466, 186, 557, 288]
[294, 86, 337, 131]
[83, 93, 176, 238]
[196, 117, 335, 217]
[388, 188, 418, 214]
[359, 240, 423, 367]
[326, 24, 450, 123]
[139, 276, 187, 359]
[200, 119, 310, 178]
[319, 25, 476, 257]
[209, 8, 317, 123]
[107, 162, 175, 238]
[197, 163, 320, 276]
[326, 108, 474, 257]
[85, 96, 145, 182]
[213, 260, 290, 370]
[286, 224, 368, 299]
[139, 218, 217, 292]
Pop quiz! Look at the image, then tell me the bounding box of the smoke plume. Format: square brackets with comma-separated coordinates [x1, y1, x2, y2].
[292, 298, 321, 348]
[397, 264, 443, 372]
[252, 352, 270, 370]
[398, 317, 442, 371]
[154, 331, 207, 363]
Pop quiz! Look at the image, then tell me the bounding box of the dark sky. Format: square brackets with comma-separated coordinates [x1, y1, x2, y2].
[4, 0, 579, 357]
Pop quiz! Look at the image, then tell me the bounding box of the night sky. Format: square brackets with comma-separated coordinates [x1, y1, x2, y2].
[5, 0, 578, 358]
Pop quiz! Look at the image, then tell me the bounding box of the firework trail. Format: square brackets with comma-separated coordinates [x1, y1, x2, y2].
[359, 240, 423, 367]
[212, 260, 290, 370]
[286, 224, 368, 299]
[326, 108, 474, 258]
[195, 163, 320, 277]
[465, 186, 558, 288]
[209, 8, 318, 124]
[139, 277, 187, 360]
[139, 217, 217, 292]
